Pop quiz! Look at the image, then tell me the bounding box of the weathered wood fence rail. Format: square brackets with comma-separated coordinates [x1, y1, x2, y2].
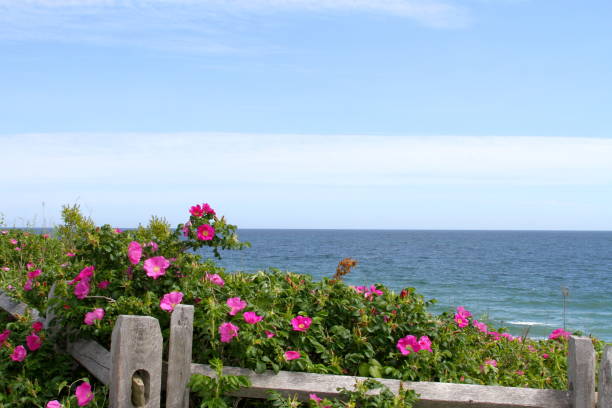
[1, 292, 611, 408]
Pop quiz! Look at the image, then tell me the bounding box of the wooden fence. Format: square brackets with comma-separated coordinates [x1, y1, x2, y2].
[1, 291, 611, 408]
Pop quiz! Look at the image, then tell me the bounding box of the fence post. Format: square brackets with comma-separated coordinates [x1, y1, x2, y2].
[567, 336, 596, 408]
[599, 345, 612, 408]
[166, 305, 194, 408]
[110, 315, 163, 408]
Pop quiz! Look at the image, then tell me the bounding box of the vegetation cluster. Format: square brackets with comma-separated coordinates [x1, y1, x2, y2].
[0, 204, 602, 407]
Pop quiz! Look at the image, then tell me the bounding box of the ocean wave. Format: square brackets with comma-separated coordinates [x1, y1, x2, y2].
[507, 321, 552, 326]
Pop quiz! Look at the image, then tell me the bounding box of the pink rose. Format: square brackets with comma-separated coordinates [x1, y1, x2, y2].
[24, 279, 33, 291]
[32, 322, 43, 332]
[219, 322, 239, 343]
[0, 329, 11, 345]
[97, 280, 110, 289]
[127, 241, 143, 265]
[284, 350, 301, 361]
[226, 297, 247, 316]
[396, 335, 419, 355]
[26, 333, 42, 351]
[291, 316, 312, 332]
[46, 400, 62, 408]
[243, 311, 264, 324]
[11, 345, 27, 361]
[202, 203, 216, 215]
[74, 279, 91, 299]
[160, 291, 184, 312]
[309, 394, 322, 403]
[143, 256, 171, 279]
[84, 308, 105, 325]
[205, 273, 225, 286]
[190, 204, 205, 217]
[27, 269, 41, 279]
[548, 328, 571, 340]
[265, 330, 276, 338]
[75, 381, 94, 406]
[197, 224, 215, 241]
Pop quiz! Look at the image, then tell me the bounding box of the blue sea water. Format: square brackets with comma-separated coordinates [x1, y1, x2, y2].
[204, 230, 612, 342]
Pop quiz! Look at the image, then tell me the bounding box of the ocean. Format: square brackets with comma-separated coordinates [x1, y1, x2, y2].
[204, 229, 612, 342]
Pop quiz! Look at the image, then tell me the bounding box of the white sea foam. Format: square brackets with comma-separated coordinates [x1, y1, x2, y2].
[507, 321, 551, 326]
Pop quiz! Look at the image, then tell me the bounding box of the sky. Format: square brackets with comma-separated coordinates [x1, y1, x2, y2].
[1, 0, 611, 230]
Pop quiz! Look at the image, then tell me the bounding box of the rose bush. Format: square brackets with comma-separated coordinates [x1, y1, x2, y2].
[0, 204, 605, 407]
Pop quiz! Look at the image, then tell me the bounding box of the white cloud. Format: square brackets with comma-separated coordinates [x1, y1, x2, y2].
[0, 0, 466, 53]
[2, 133, 611, 229]
[2, 133, 611, 187]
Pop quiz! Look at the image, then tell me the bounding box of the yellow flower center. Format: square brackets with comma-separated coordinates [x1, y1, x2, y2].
[153, 266, 160, 272]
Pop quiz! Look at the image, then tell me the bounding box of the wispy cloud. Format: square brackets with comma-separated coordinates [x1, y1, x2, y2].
[2, 133, 611, 187]
[2, 133, 611, 229]
[0, 0, 466, 54]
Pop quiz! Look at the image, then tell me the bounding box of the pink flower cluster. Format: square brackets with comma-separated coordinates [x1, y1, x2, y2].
[549, 328, 571, 340]
[84, 308, 105, 325]
[396, 334, 432, 355]
[190, 203, 216, 217]
[24, 268, 42, 292]
[352, 285, 384, 299]
[71, 266, 95, 299]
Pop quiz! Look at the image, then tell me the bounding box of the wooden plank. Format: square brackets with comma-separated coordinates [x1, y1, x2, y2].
[0, 290, 40, 320]
[110, 315, 163, 408]
[598, 345, 612, 408]
[67, 339, 111, 386]
[166, 305, 194, 408]
[568, 336, 596, 408]
[191, 364, 569, 408]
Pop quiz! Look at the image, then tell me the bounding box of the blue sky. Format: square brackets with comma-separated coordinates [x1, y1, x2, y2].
[1, 1, 611, 229]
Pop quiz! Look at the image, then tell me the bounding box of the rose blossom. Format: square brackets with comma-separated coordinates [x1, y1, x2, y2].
[24, 279, 33, 291]
[244, 311, 264, 324]
[84, 308, 105, 325]
[46, 400, 62, 408]
[226, 297, 247, 315]
[205, 273, 224, 286]
[0, 329, 10, 345]
[291, 316, 312, 332]
[202, 203, 216, 215]
[26, 333, 42, 351]
[197, 224, 215, 241]
[74, 279, 91, 299]
[143, 256, 171, 279]
[98, 280, 110, 289]
[548, 328, 571, 340]
[284, 351, 301, 361]
[127, 241, 143, 265]
[160, 291, 184, 312]
[75, 381, 94, 406]
[190, 204, 205, 217]
[32, 321, 43, 332]
[11, 345, 27, 362]
[265, 330, 276, 338]
[309, 394, 322, 403]
[219, 322, 239, 343]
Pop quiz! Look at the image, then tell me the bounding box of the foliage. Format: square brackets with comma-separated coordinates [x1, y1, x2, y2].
[0, 202, 605, 407]
[267, 379, 418, 408]
[188, 358, 251, 408]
